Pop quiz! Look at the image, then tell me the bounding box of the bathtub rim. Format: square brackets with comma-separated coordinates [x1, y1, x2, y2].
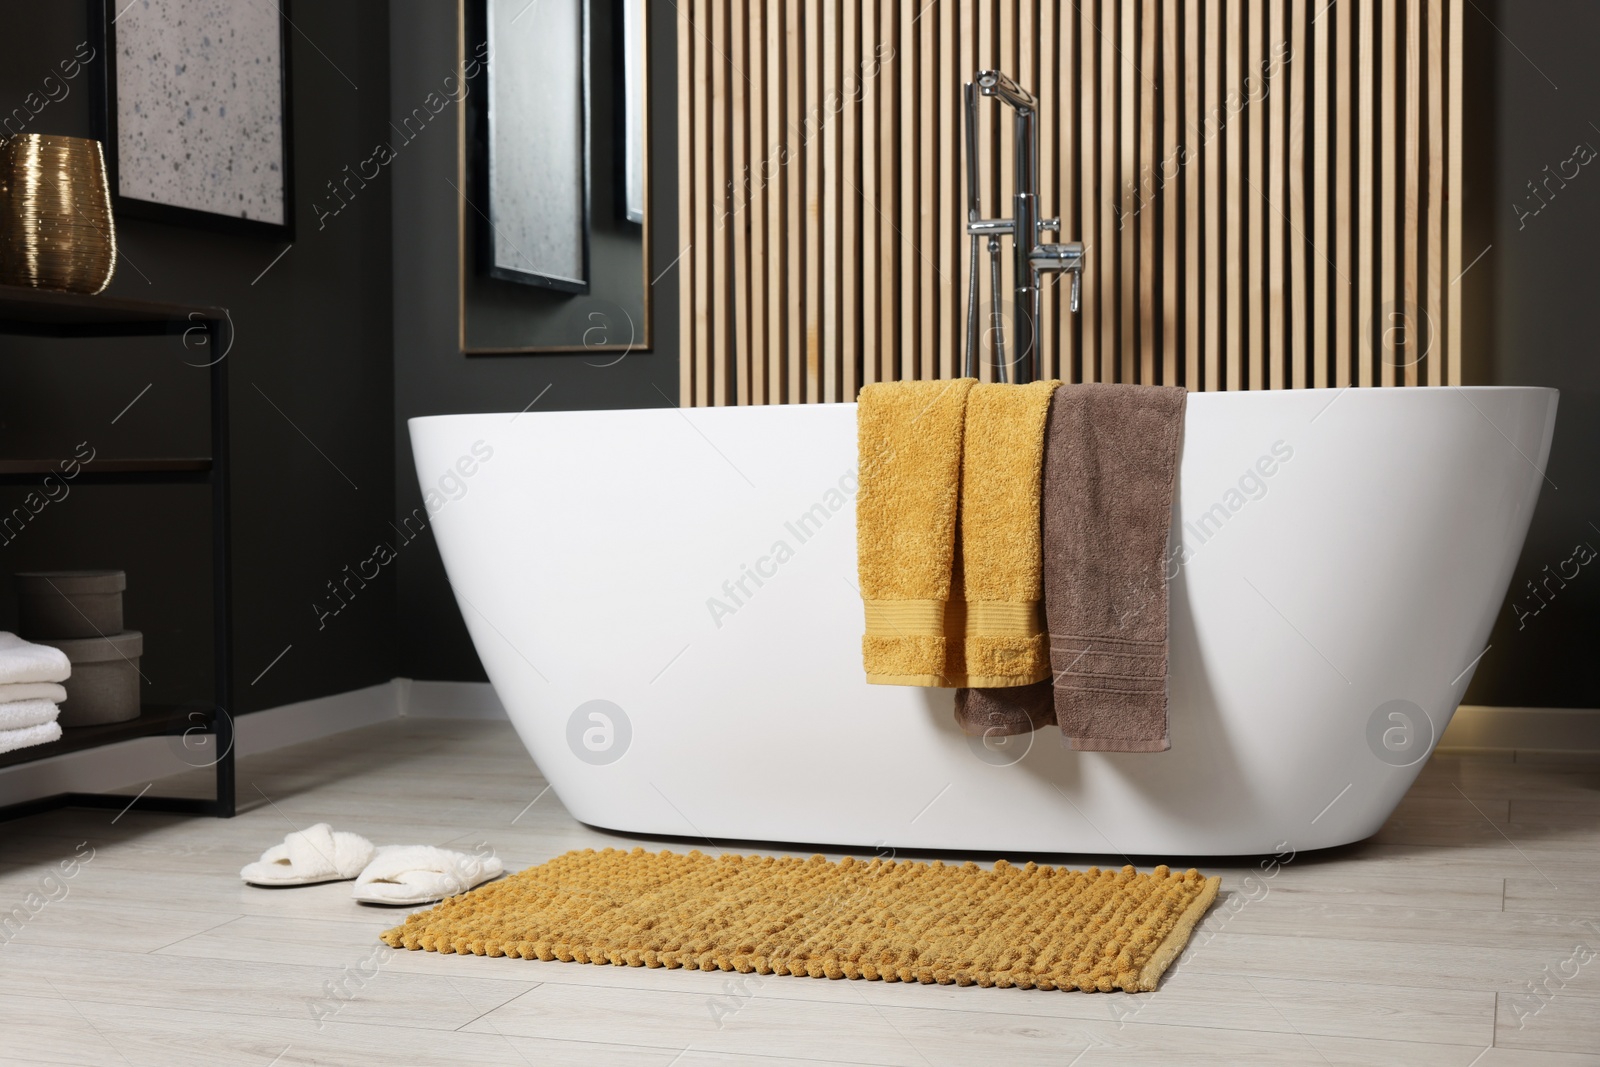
[407, 384, 1560, 429]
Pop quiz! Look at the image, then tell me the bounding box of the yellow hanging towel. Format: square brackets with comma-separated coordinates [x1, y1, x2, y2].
[856, 379, 976, 685]
[946, 379, 1059, 688]
[856, 378, 1056, 688]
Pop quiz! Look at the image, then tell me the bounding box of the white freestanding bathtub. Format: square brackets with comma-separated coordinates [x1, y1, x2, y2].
[409, 386, 1556, 856]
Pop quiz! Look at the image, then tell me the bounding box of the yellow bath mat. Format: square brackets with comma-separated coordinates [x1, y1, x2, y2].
[380, 848, 1220, 993]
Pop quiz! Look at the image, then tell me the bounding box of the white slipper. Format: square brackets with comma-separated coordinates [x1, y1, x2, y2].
[240, 823, 377, 886]
[352, 845, 505, 906]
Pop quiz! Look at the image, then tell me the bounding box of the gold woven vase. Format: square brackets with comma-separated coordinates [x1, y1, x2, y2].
[0, 134, 117, 294]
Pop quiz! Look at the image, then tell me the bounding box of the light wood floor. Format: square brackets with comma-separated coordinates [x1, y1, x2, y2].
[1, 718, 1597, 1066]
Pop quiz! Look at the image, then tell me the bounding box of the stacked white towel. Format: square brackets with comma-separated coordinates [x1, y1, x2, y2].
[0, 634, 70, 755]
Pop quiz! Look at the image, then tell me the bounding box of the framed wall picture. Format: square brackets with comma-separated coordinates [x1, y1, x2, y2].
[476, 0, 590, 292]
[91, 0, 294, 239]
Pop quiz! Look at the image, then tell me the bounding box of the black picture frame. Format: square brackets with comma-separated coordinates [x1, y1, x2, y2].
[467, 0, 591, 293]
[89, 0, 296, 241]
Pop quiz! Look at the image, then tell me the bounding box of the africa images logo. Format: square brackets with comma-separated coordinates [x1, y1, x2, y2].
[567, 700, 632, 766]
[1365, 699, 1435, 768]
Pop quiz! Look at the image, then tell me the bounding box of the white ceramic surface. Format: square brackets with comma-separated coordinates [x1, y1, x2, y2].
[409, 386, 1557, 856]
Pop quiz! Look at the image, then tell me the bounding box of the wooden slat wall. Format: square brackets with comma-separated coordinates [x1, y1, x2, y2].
[678, 0, 1465, 404]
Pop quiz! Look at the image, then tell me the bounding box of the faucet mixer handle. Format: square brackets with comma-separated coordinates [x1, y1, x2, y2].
[1029, 241, 1085, 313]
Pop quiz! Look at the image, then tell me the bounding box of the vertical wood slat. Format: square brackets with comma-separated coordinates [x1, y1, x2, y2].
[1161, 0, 1177, 387]
[879, 0, 896, 385]
[693, 0, 711, 407]
[678, 0, 694, 406]
[678, 0, 1464, 405]
[1184, 0, 1200, 391]
[1247, 0, 1264, 390]
[1120, 0, 1136, 384]
[1380, 0, 1397, 388]
[1204, 0, 1220, 392]
[1426, 0, 1443, 387]
[732, 0, 751, 406]
[901, 0, 918, 381]
[1039, 0, 1056, 381]
[1225, 0, 1242, 391]
[1060, 0, 1077, 382]
[920, 0, 938, 382]
[823, 0, 839, 402]
[785, 0, 802, 403]
[843, 0, 859, 401]
[1337, 0, 1354, 387]
[767, 0, 785, 402]
[859, 0, 876, 388]
[805, 2, 822, 401]
[1403, 0, 1421, 386]
[1100, 0, 1117, 382]
[1337, 0, 1350, 388]
[940, 0, 959, 381]
[959, 0, 975, 378]
[1358, 0, 1374, 388]
[748, 0, 766, 404]
[758, 0, 777, 399]
[1313, 0, 1329, 388]
[1289, 0, 1307, 389]
[711, 0, 730, 405]
[1139, 0, 1156, 386]
[1080, 0, 1099, 383]
[1447, 0, 1463, 385]
[1267, 0, 1285, 391]
[1100, 0, 1113, 382]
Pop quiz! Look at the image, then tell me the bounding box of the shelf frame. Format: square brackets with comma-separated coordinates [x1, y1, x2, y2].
[0, 283, 235, 821]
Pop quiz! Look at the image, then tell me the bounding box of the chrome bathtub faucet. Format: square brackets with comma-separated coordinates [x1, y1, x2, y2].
[964, 70, 1086, 385]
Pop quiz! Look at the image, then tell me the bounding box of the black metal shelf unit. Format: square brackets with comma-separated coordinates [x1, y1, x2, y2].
[0, 282, 234, 819]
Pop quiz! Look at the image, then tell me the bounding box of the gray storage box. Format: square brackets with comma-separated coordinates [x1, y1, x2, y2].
[16, 570, 126, 639]
[40, 629, 143, 727]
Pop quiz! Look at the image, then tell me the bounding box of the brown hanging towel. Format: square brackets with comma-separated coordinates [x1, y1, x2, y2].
[1043, 383, 1187, 752]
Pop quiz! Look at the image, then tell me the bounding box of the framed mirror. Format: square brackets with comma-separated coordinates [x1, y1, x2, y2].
[482, 0, 589, 291]
[459, 0, 651, 354]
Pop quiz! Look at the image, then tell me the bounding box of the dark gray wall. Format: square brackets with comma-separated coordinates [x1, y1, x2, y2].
[1461, 0, 1600, 709]
[0, 3, 397, 713]
[389, 0, 678, 681]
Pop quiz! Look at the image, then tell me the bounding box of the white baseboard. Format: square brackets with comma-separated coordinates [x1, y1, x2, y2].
[2, 687, 1586, 809]
[395, 678, 508, 720]
[1439, 704, 1600, 756]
